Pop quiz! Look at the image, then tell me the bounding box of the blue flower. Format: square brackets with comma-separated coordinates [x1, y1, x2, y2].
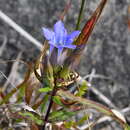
[42, 20, 80, 57]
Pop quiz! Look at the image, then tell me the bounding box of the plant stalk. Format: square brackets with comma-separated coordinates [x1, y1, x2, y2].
[76, 0, 86, 30]
[42, 86, 57, 130]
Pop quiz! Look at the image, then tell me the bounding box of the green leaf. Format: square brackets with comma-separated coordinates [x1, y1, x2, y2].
[60, 111, 76, 121]
[59, 67, 70, 79]
[49, 110, 76, 121]
[39, 87, 52, 93]
[49, 111, 64, 120]
[64, 121, 76, 129]
[77, 115, 89, 125]
[41, 95, 49, 113]
[19, 112, 43, 125]
[46, 60, 54, 84]
[76, 81, 88, 97]
[53, 96, 62, 105]
[17, 84, 26, 103]
[125, 124, 130, 130]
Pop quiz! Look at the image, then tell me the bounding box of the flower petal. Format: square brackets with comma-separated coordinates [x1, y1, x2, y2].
[66, 31, 80, 44]
[63, 44, 76, 49]
[54, 20, 67, 44]
[49, 45, 54, 55]
[42, 28, 54, 41]
[57, 47, 63, 57]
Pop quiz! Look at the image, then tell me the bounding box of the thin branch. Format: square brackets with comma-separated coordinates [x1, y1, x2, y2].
[42, 78, 57, 130]
[83, 68, 111, 81]
[0, 10, 42, 50]
[0, 35, 7, 56]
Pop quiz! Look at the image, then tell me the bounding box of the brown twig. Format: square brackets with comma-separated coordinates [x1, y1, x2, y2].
[59, 0, 72, 21]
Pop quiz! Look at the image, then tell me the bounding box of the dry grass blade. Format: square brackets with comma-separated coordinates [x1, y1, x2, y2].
[0, 62, 32, 105]
[57, 90, 126, 129]
[25, 80, 35, 105]
[0, 35, 7, 56]
[0, 10, 42, 50]
[79, 106, 130, 129]
[3, 52, 22, 91]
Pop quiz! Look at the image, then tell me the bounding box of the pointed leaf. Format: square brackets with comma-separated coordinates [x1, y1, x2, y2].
[40, 95, 49, 113]
[125, 125, 130, 130]
[53, 96, 63, 105]
[39, 87, 52, 93]
[76, 115, 89, 125]
[63, 0, 108, 69]
[25, 80, 35, 105]
[74, 0, 108, 45]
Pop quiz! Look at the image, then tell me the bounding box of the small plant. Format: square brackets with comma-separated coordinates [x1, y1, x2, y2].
[0, 0, 130, 130]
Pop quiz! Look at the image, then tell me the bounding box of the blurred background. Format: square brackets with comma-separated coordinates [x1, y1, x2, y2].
[0, 0, 130, 129]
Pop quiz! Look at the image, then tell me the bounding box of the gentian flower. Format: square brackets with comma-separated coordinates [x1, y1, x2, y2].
[42, 20, 80, 57]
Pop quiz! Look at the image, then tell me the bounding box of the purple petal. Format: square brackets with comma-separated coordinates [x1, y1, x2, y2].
[42, 28, 54, 41]
[63, 44, 76, 49]
[49, 41, 57, 47]
[66, 31, 80, 44]
[54, 21, 64, 33]
[57, 47, 63, 57]
[68, 31, 81, 39]
[54, 20, 67, 43]
[49, 45, 54, 55]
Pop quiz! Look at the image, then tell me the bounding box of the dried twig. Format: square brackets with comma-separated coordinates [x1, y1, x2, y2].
[83, 68, 111, 81]
[3, 52, 22, 91]
[78, 106, 130, 130]
[0, 35, 7, 56]
[0, 10, 42, 50]
[59, 0, 72, 20]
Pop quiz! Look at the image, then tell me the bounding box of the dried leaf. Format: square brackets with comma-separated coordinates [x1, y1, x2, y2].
[75, 0, 107, 45]
[111, 109, 126, 123]
[64, 0, 108, 69]
[31, 123, 39, 130]
[25, 81, 37, 105]
[0, 63, 32, 105]
[32, 94, 49, 111]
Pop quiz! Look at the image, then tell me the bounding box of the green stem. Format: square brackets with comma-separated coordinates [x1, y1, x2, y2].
[42, 87, 57, 130]
[42, 77, 57, 130]
[75, 0, 86, 30]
